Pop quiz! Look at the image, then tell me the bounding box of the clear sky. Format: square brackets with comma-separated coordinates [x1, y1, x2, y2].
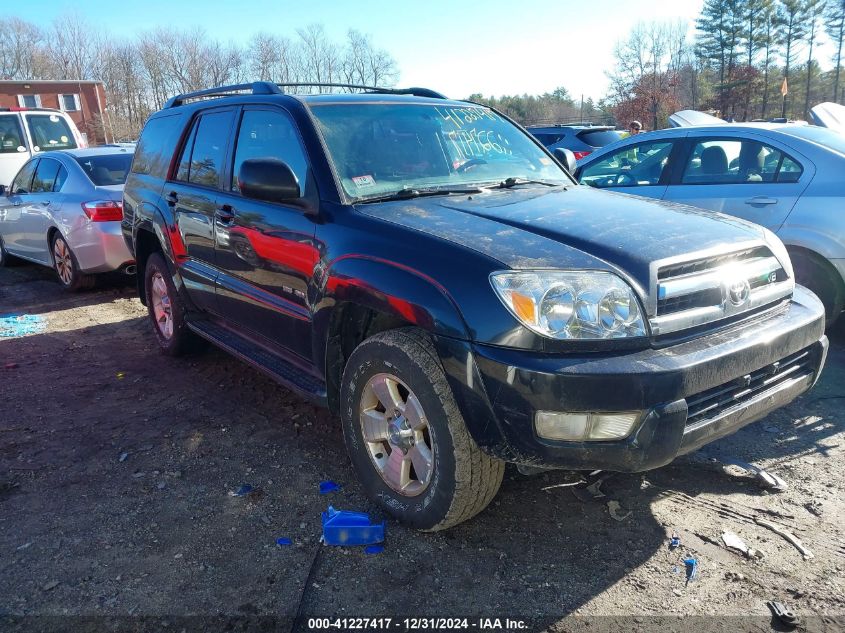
[11, 0, 828, 101]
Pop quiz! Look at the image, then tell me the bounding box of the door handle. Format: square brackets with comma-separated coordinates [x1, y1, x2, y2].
[165, 191, 178, 207]
[215, 204, 235, 224]
[745, 196, 778, 206]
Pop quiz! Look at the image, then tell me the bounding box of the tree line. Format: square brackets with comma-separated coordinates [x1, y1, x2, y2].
[471, 0, 844, 131]
[0, 14, 399, 140]
[606, 0, 845, 130]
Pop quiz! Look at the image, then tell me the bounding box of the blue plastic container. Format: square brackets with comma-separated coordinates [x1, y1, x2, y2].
[321, 506, 386, 546]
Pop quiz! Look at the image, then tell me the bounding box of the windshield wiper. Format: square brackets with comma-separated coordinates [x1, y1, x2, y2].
[496, 177, 565, 189]
[357, 186, 485, 203]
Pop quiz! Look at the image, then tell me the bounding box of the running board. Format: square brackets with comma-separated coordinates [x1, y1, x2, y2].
[187, 320, 328, 407]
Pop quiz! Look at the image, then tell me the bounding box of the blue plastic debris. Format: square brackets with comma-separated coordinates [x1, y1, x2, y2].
[229, 484, 254, 497]
[275, 537, 293, 546]
[319, 480, 341, 494]
[364, 545, 384, 555]
[321, 506, 385, 546]
[0, 314, 46, 338]
[683, 558, 698, 583]
[669, 533, 681, 549]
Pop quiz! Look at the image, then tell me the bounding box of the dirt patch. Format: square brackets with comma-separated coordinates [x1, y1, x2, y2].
[1, 263, 844, 631]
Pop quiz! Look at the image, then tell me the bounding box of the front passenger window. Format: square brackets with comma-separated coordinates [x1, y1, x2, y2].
[579, 141, 673, 188]
[231, 109, 309, 194]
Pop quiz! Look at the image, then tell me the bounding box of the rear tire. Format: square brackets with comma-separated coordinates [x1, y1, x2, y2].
[340, 327, 505, 531]
[51, 233, 95, 291]
[144, 252, 197, 356]
[789, 249, 844, 328]
[0, 234, 16, 267]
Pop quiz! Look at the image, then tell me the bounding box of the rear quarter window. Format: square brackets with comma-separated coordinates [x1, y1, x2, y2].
[131, 113, 185, 179]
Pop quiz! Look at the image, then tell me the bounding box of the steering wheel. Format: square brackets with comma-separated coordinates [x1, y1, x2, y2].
[455, 158, 488, 173]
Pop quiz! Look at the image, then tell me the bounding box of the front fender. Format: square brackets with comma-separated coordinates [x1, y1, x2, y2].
[312, 255, 471, 372]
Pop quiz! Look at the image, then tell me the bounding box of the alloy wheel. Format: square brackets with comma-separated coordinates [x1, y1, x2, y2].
[53, 237, 74, 285]
[359, 372, 435, 496]
[150, 271, 174, 340]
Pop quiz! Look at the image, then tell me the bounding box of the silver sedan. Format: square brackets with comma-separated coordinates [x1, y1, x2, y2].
[575, 123, 845, 325]
[0, 147, 136, 290]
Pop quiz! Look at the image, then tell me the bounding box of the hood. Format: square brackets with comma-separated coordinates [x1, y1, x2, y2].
[669, 110, 726, 127]
[356, 186, 766, 291]
[810, 102, 845, 134]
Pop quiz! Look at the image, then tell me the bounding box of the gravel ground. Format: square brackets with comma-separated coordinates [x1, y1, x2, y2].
[1, 262, 843, 633]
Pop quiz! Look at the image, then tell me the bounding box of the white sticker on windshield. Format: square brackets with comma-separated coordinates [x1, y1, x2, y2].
[539, 157, 552, 165]
[49, 115, 60, 122]
[352, 174, 375, 188]
[60, 135, 68, 143]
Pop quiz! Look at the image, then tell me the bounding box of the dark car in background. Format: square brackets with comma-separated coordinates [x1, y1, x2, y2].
[526, 123, 622, 160]
[122, 82, 826, 531]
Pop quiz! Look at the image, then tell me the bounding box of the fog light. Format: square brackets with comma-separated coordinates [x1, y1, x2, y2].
[535, 411, 640, 441]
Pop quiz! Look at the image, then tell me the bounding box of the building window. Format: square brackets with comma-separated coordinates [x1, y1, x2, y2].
[59, 94, 81, 112]
[17, 94, 42, 108]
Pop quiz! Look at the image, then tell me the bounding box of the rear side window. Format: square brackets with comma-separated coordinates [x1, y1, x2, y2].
[75, 153, 134, 186]
[578, 129, 622, 147]
[11, 159, 38, 194]
[175, 110, 235, 188]
[0, 116, 26, 153]
[530, 132, 563, 146]
[131, 113, 185, 178]
[31, 158, 62, 193]
[25, 114, 77, 151]
[231, 109, 308, 193]
[681, 138, 804, 185]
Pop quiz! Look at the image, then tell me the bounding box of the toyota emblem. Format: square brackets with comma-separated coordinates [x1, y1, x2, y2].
[727, 278, 751, 307]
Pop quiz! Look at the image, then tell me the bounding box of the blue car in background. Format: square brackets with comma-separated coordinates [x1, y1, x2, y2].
[574, 122, 845, 325]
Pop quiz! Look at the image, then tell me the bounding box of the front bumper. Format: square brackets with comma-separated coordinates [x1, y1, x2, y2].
[437, 285, 828, 472]
[68, 221, 134, 273]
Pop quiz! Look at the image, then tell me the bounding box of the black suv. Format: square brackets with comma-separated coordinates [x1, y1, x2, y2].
[123, 82, 827, 530]
[526, 124, 621, 160]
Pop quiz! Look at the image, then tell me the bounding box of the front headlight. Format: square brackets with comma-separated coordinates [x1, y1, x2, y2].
[761, 228, 795, 281]
[490, 270, 647, 339]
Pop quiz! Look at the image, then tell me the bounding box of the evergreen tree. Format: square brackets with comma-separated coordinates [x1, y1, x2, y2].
[777, 0, 810, 117]
[825, 0, 845, 102]
[759, 0, 780, 117]
[803, 0, 827, 117]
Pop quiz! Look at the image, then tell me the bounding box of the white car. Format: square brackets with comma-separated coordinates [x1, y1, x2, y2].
[0, 148, 135, 290]
[0, 107, 87, 188]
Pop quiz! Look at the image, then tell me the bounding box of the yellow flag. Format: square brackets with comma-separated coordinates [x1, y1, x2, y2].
[781, 78, 788, 96]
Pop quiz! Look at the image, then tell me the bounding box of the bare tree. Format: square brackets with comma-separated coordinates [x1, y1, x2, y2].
[296, 24, 338, 91]
[341, 30, 398, 88]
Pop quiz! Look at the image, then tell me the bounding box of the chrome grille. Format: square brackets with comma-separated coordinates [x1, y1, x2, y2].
[648, 243, 793, 336]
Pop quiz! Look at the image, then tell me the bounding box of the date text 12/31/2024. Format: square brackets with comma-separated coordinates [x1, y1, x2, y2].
[307, 617, 528, 630]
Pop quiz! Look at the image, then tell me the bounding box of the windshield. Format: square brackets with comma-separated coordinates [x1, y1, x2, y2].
[308, 102, 570, 200]
[783, 125, 845, 157]
[74, 153, 134, 186]
[25, 114, 77, 151]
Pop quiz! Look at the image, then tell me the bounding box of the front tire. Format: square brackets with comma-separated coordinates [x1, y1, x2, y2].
[144, 252, 196, 356]
[789, 249, 844, 327]
[340, 327, 504, 531]
[51, 233, 95, 291]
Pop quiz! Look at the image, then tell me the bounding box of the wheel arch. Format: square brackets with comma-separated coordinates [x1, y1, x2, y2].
[316, 255, 471, 413]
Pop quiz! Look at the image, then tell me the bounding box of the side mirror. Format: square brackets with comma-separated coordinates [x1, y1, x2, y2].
[238, 158, 300, 203]
[553, 148, 578, 175]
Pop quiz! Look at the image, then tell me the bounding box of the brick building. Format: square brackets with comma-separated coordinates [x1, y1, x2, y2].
[0, 80, 110, 145]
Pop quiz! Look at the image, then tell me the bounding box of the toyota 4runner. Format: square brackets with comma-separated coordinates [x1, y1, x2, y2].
[122, 82, 828, 530]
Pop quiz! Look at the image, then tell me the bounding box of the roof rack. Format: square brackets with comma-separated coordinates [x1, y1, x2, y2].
[164, 82, 282, 108]
[164, 81, 446, 108]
